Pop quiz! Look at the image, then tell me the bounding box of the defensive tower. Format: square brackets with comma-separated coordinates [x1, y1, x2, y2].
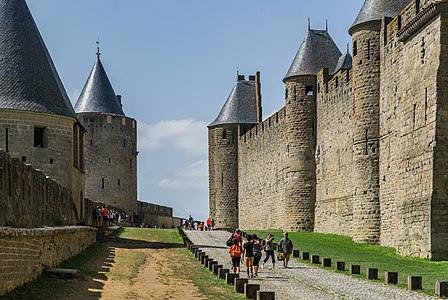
[349, 0, 411, 244]
[283, 25, 341, 231]
[0, 0, 85, 221]
[75, 48, 137, 218]
[208, 73, 261, 230]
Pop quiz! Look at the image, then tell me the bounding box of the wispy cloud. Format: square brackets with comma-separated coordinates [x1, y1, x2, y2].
[157, 160, 208, 190]
[138, 119, 207, 155]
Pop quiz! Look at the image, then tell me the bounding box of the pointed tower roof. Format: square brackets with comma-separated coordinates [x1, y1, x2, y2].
[75, 53, 125, 116]
[350, 0, 412, 34]
[208, 77, 258, 128]
[333, 49, 352, 75]
[284, 29, 342, 81]
[0, 0, 76, 118]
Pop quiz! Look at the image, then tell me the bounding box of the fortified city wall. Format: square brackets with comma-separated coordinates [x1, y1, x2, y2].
[137, 201, 182, 228]
[238, 108, 287, 230]
[315, 68, 354, 236]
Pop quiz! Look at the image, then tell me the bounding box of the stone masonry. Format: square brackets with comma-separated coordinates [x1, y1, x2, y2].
[209, 0, 448, 259]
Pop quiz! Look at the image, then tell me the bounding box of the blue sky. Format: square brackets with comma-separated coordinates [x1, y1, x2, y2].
[27, 0, 362, 221]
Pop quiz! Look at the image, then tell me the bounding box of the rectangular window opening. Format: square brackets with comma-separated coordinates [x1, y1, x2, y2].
[34, 127, 46, 148]
[5, 128, 9, 152]
[102, 178, 105, 189]
[306, 86, 314, 96]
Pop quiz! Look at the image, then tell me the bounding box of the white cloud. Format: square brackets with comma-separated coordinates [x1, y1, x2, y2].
[138, 119, 207, 155]
[157, 160, 208, 190]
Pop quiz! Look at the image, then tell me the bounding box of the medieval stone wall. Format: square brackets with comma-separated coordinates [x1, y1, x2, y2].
[379, 1, 441, 259]
[0, 226, 96, 296]
[0, 110, 85, 221]
[238, 108, 287, 230]
[315, 69, 354, 236]
[137, 201, 182, 228]
[79, 113, 137, 216]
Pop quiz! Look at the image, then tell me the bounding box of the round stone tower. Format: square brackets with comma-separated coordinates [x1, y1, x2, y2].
[208, 73, 261, 230]
[0, 0, 85, 221]
[349, 0, 410, 244]
[75, 50, 137, 219]
[283, 26, 341, 232]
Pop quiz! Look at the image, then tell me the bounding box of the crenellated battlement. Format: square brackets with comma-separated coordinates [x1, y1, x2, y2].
[240, 107, 286, 144]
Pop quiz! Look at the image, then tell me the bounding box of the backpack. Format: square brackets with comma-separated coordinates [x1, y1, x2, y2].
[253, 243, 262, 257]
[230, 245, 242, 257]
[226, 238, 232, 247]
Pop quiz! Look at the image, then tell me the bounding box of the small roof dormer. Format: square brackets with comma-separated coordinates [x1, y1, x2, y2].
[349, 0, 412, 34]
[0, 0, 76, 118]
[333, 48, 353, 75]
[75, 49, 125, 116]
[208, 75, 258, 128]
[284, 27, 341, 82]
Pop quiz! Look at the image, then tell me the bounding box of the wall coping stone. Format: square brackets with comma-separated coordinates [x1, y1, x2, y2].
[0, 226, 97, 237]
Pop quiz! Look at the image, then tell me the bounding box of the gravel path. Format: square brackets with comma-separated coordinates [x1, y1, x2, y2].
[185, 230, 437, 300]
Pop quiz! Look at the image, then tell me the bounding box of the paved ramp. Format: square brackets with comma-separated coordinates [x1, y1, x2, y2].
[185, 230, 436, 300]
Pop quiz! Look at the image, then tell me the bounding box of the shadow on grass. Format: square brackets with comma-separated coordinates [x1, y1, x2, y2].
[0, 231, 183, 300]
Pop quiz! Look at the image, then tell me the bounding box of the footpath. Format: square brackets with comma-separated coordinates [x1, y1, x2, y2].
[184, 230, 436, 300]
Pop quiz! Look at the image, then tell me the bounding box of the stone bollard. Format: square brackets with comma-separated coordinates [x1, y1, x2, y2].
[226, 273, 239, 285]
[235, 278, 249, 293]
[408, 276, 422, 290]
[311, 255, 320, 264]
[244, 284, 260, 299]
[257, 291, 275, 300]
[302, 252, 310, 260]
[322, 258, 331, 268]
[293, 250, 300, 258]
[192, 247, 198, 255]
[366, 268, 378, 280]
[213, 264, 223, 275]
[350, 265, 360, 274]
[436, 281, 448, 297]
[205, 258, 214, 268]
[209, 261, 218, 272]
[336, 261, 345, 271]
[195, 250, 202, 258]
[218, 268, 230, 280]
[201, 255, 208, 265]
[385, 271, 398, 284]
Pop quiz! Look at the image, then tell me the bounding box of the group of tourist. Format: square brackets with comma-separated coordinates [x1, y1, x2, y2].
[92, 206, 126, 227]
[182, 215, 214, 231]
[227, 230, 293, 278]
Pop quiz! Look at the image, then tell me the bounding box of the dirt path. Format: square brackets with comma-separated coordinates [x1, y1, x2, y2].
[65, 238, 206, 300]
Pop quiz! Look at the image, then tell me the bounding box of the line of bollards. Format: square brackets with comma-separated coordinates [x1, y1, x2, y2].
[178, 227, 275, 300]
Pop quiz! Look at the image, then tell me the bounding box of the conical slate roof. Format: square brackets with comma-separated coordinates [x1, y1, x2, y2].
[208, 79, 258, 128]
[0, 0, 76, 118]
[333, 51, 352, 75]
[350, 0, 412, 33]
[284, 29, 342, 81]
[75, 55, 125, 116]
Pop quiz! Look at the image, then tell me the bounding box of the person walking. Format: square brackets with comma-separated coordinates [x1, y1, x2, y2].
[252, 234, 263, 277]
[228, 238, 242, 274]
[262, 233, 275, 269]
[206, 216, 211, 231]
[279, 232, 293, 268]
[242, 235, 255, 278]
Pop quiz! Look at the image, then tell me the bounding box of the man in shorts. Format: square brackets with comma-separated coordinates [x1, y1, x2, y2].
[243, 235, 254, 278]
[279, 232, 293, 268]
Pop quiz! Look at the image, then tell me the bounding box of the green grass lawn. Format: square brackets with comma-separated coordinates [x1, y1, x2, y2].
[246, 229, 448, 296]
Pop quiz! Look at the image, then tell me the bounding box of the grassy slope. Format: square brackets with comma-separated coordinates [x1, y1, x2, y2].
[247, 229, 448, 295]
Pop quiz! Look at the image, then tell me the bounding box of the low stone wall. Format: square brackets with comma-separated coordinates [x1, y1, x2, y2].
[0, 226, 96, 296]
[137, 201, 182, 228]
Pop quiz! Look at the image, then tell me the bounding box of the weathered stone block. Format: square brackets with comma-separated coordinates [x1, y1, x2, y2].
[350, 265, 360, 274]
[257, 291, 275, 300]
[293, 250, 300, 257]
[408, 276, 422, 290]
[213, 264, 223, 275]
[218, 268, 229, 280]
[244, 283, 260, 299]
[226, 273, 239, 285]
[366, 268, 378, 280]
[336, 261, 345, 271]
[235, 278, 248, 293]
[322, 258, 331, 268]
[311, 255, 320, 264]
[436, 281, 448, 297]
[209, 261, 218, 271]
[302, 252, 310, 260]
[385, 271, 398, 284]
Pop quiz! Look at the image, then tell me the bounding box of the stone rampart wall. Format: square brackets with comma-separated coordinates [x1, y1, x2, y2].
[315, 69, 354, 236]
[0, 150, 77, 227]
[0, 226, 96, 296]
[137, 201, 181, 228]
[238, 108, 287, 230]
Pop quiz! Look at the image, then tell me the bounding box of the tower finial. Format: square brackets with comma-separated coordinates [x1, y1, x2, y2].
[347, 43, 349, 53]
[96, 38, 101, 59]
[325, 19, 328, 32]
[308, 18, 311, 31]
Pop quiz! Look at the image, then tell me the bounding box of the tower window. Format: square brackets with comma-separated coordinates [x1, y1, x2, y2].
[222, 129, 227, 139]
[306, 86, 314, 96]
[101, 178, 105, 189]
[416, 0, 420, 14]
[353, 41, 357, 56]
[34, 127, 46, 148]
[118, 179, 120, 186]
